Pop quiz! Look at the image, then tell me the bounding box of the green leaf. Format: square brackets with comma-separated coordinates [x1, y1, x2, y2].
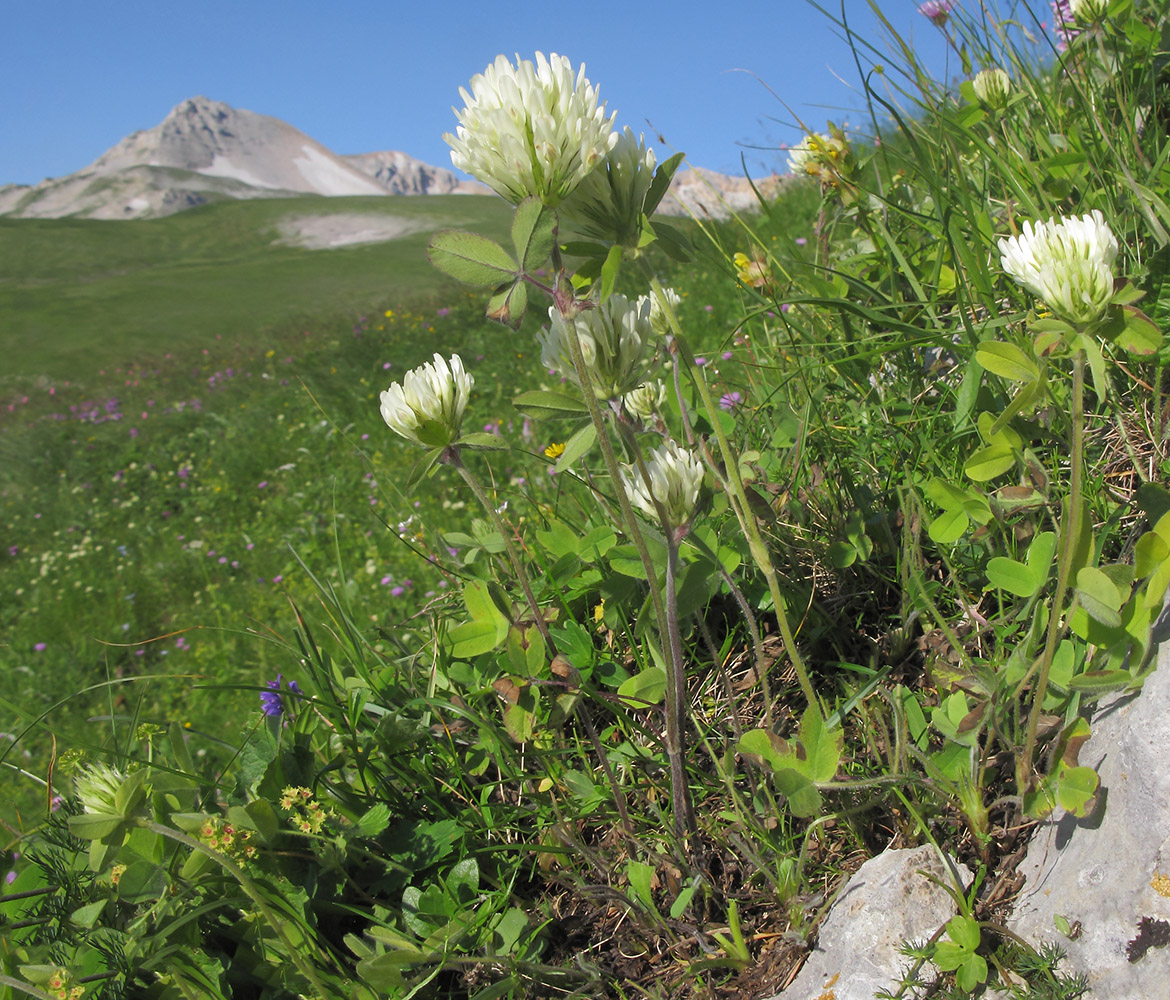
[70, 900, 107, 929]
[1076, 566, 1124, 628]
[512, 389, 589, 418]
[456, 431, 507, 451]
[617, 667, 667, 706]
[511, 197, 556, 272]
[1135, 531, 1170, 578]
[66, 814, 123, 841]
[976, 341, 1039, 382]
[985, 556, 1039, 597]
[964, 440, 1016, 481]
[797, 707, 842, 783]
[1027, 531, 1058, 576]
[358, 803, 392, 837]
[427, 230, 517, 286]
[929, 507, 969, 544]
[486, 279, 528, 329]
[771, 769, 822, 817]
[644, 152, 686, 217]
[956, 953, 989, 992]
[947, 914, 981, 952]
[1067, 669, 1132, 692]
[1114, 305, 1162, 355]
[627, 860, 659, 915]
[406, 447, 444, 491]
[555, 422, 597, 473]
[446, 857, 479, 900]
[599, 244, 623, 301]
[1056, 764, 1098, 817]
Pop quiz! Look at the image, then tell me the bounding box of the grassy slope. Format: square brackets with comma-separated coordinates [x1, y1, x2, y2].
[0, 194, 513, 380]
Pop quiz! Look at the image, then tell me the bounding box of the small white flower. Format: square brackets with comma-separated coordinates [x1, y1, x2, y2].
[379, 353, 474, 448]
[621, 441, 704, 531]
[972, 67, 1011, 108]
[998, 210, 1119, 326]
[444, 52, 618, 206]
[538, 295, 653, 399]
[624, 380, 667, 421]
[560, 127, 657, 245]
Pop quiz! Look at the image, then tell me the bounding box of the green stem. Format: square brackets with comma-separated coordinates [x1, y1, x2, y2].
[449, 449, 551, 648]
[449, 448, 634, 833]
[646, 273, 820, 716]
[665, 538, 696, 838]
[1019, 349, 1085, 794]
[135, 819, 332, 996]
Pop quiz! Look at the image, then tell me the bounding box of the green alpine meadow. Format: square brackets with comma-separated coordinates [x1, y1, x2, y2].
[3, 2, 1170, 997]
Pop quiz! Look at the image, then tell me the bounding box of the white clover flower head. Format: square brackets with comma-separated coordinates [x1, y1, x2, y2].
[998, 210, 1119, 326]
[643, 287, 681, 337]
[621, 440, 704, 532]
[1069, 0, 1108, 23]
[623, 380, 667, 421]
[538, 295, 653, 399]
[972, 67, 1011, 108]
[444, 52, 618, 206]
[75, 763, 126, 816]
[560, 127, 658, 246]
[379, 353, 474, 448]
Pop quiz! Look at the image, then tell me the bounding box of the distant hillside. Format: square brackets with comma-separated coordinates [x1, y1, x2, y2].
[0, 97, 788, 222]
[0, 97, 485, 220]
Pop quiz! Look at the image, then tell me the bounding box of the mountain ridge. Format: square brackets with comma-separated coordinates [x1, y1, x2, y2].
[0, 96, 786, 222]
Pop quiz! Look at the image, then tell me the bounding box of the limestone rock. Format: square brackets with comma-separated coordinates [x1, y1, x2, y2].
[770, 845, 972, 1000]
[1008, 648, 1170, 995]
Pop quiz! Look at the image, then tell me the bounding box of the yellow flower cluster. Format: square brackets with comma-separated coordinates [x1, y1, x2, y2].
[198, 817, 257, 860]
[46, 969, 85, 1000]
[280, 785, 331, 835]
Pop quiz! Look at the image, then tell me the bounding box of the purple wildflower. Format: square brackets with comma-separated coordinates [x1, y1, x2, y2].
[1050, 0, 1080, 50]
[260, 674, 302, 717]
[918, 0, 955, 26]
[719, 391, 743, 412]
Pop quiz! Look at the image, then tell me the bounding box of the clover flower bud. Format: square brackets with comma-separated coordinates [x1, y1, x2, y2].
[380, 353, 474, 448]
[560, 127, 657, 246]
[444, 52, 617, 206]
[998, 210, 1119, 327]
[624, 380, 667, 421]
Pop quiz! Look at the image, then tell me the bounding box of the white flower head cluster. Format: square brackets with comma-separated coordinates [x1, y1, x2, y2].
[560, 127, 657, 245]
[444, 52, 618, 206]
[623, 379, 667, 421]
[1070, 0, 1109, 23]
[998, 210, 1119, 326]
[622, 440, 704, 531]
[539, 294, 653, 399]
[972, 67, 1011, 108]
[644, 286, 681, 337]
[380, 353, 474, 448]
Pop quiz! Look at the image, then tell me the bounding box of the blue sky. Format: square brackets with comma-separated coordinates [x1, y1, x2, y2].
[4, 1, 1048, 187]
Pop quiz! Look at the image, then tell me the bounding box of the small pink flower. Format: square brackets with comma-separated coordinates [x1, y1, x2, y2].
[918, 0, 955, 26]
